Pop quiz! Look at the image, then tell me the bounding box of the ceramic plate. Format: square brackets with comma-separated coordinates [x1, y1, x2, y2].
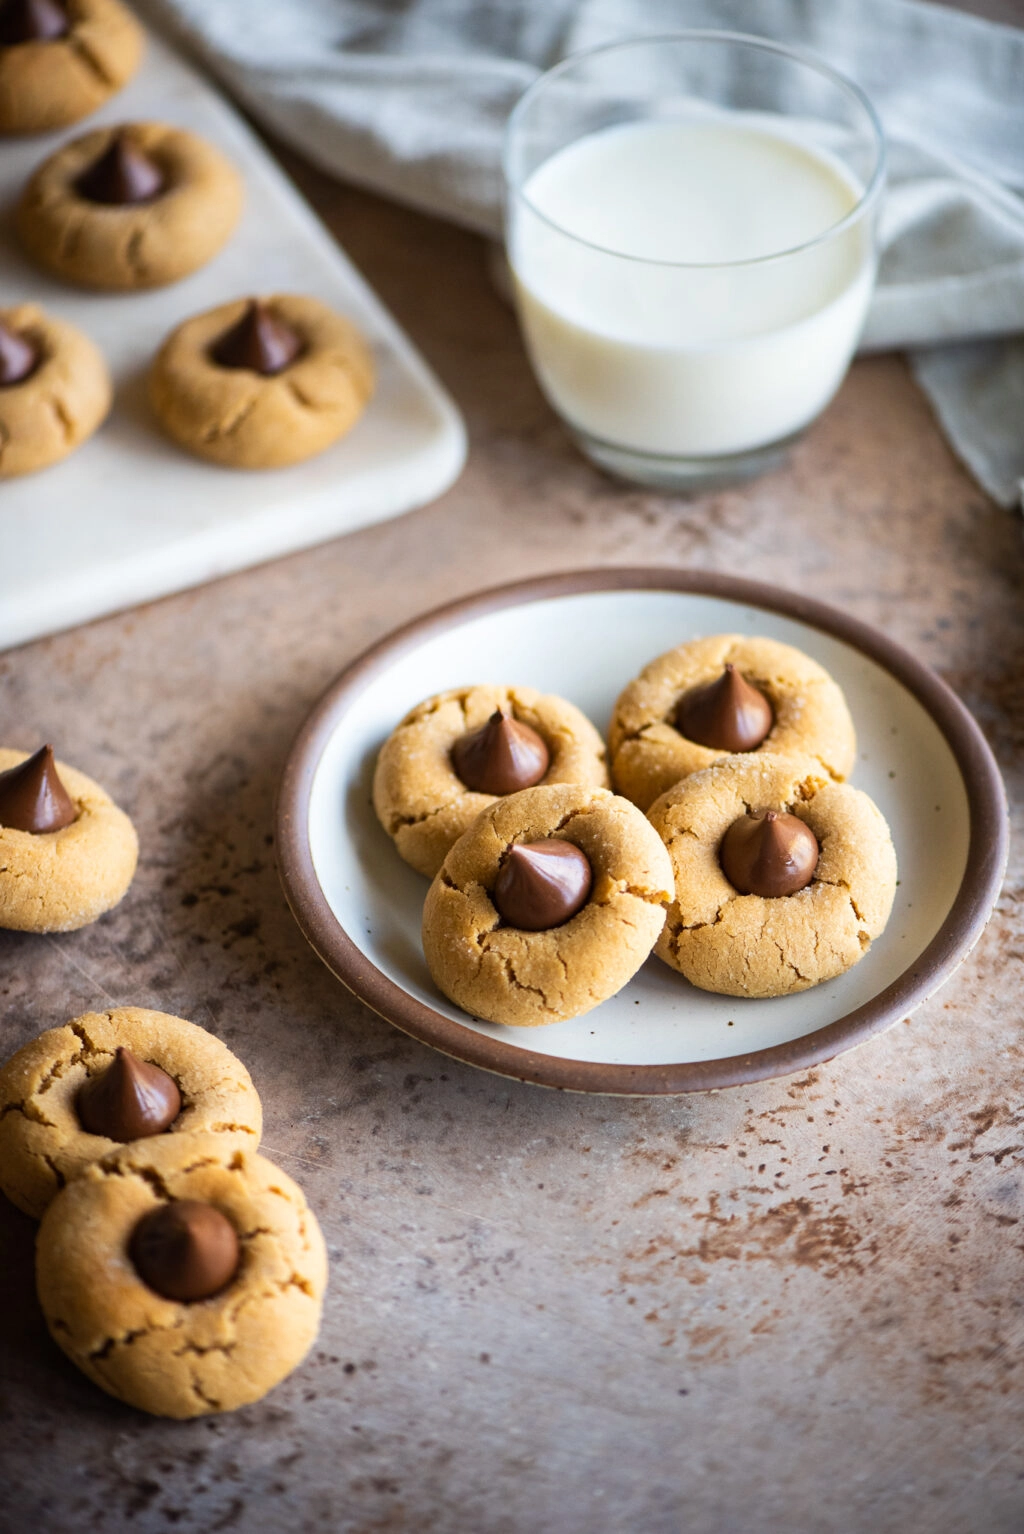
[277, 570, 1007, 1094]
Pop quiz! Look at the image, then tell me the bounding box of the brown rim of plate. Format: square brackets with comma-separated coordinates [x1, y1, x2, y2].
[275, 568, 1009, 1096]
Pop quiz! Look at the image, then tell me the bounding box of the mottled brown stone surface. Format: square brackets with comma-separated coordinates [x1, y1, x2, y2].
[1, 124, 1022, 1534]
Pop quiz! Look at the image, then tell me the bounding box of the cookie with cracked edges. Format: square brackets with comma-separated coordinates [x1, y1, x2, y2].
[422, 783, 674, 1027]
[0, 304, 111, 477]
[0, 1008, 263, 1219]
[647, 752, 897, 999]
[0, 0, 143, 135]
[17, 121, 242, 289]
[608, 634, 857, 812]
[373, 684, 610, 879]
[36, 1133, 327, 1417]
[148, 293, 374, 467]
[0, 746, 137, 930]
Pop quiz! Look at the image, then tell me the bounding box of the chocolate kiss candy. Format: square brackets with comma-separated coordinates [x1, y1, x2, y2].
[77, 1046, 182, 1141]
[76, 131, 165, 206]
[0, 744, 76, 833]
[0, 0, 69, 45]
[675, 664, 773, 753]
[0, 317, 38, 387]
[493, 838, 592, 931]
[450, 708, 550, 796]
[720, 809, 819, 898]
[130, 1200, 240, 1303]
[210, 299, 304, 375]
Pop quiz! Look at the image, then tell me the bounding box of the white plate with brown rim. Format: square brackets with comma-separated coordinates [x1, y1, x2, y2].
[276, 569, 1008, 1095]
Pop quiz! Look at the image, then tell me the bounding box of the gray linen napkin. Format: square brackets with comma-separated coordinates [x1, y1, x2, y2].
[137, 0, 1024, 507]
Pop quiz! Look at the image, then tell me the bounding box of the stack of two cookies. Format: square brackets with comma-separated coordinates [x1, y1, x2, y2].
[0, 1008, 326, 1419]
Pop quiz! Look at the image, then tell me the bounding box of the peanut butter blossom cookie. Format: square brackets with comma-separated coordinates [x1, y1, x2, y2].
[0, 0, 143, 135]
[647, 752, 897, 998]
[0, 1007, 264, 1218]
[422, 783, 674, 1026]
[0, 305, 111, 477]
[36, 1133, 328, 1417]
[149, 295, 374, 468]
[17, 122, 242, 289]
[608, 634, 857, 812]
[374, 685, 610, 878]
[0, 745, 137, 930]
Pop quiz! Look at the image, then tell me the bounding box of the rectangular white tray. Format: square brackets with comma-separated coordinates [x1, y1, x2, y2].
[0, 26, 466, 652]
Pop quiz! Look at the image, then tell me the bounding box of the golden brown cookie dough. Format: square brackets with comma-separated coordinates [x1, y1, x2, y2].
[148, 293, 374, 468]
[374, 684, 611, 879]
[0, 0, 143, 135]
[609, 634, 857, 812]
[648, 752, 897, 999]
[422, 783, 674, 1027]
[0, 746, 137, 930]
[0, 304, 111, 477]
[16, 121, 242, 289]
[0, 1008, 263, 1219]
[36, 1133, 328, 1418]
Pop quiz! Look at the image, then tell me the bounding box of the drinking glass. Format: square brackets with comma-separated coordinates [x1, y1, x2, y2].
[503, 33, 885, 490]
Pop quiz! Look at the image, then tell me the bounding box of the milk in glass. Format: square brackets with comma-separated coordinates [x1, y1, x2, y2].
[509, 119, 873, 458]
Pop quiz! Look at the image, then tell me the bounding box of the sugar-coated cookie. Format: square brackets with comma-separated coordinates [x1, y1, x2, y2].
[0, 304, 111, 477]
[648, 752, 897, 998]
[0, 745, 137, 930]
[374, 684, 610, 879]
[36, 1134, 327, 1418]
[17, 122, 242, 289]
[0, 0, 143, 135]
[609, 634, 856, 811]
[149, 295, 374, 468]
[0, 1008, 263, 1219]
[422, 783, 674, 1027]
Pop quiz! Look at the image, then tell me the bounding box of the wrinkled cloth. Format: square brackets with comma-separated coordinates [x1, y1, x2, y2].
[138, 0, 1024, 507]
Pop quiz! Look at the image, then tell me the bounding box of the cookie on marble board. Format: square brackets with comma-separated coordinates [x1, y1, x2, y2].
[0, 744, 137, 930]
[0, 304, 111, 477]
[608, 634, 857, 812]
[36, 1133, 328, 1417]
[0, 0, 143, 135]
[374, 684, 610, 879]
[647, 752, 897, 999]
[17, 122, 242, 289]
[422, 783, 674, 1027]
[0, 1007, 263, 1218]
[149, 295, 374, 468]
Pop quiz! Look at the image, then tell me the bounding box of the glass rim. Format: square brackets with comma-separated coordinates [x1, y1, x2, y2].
[502, 29, 887, 271]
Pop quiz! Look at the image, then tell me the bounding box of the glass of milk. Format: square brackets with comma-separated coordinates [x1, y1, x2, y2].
[504, 33, 885, 489]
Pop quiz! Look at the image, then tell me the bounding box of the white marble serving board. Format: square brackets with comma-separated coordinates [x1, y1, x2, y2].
[0, 25, 466, 652]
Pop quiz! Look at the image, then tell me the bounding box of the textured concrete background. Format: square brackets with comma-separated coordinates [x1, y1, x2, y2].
[2, 74, 1023, 1534]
